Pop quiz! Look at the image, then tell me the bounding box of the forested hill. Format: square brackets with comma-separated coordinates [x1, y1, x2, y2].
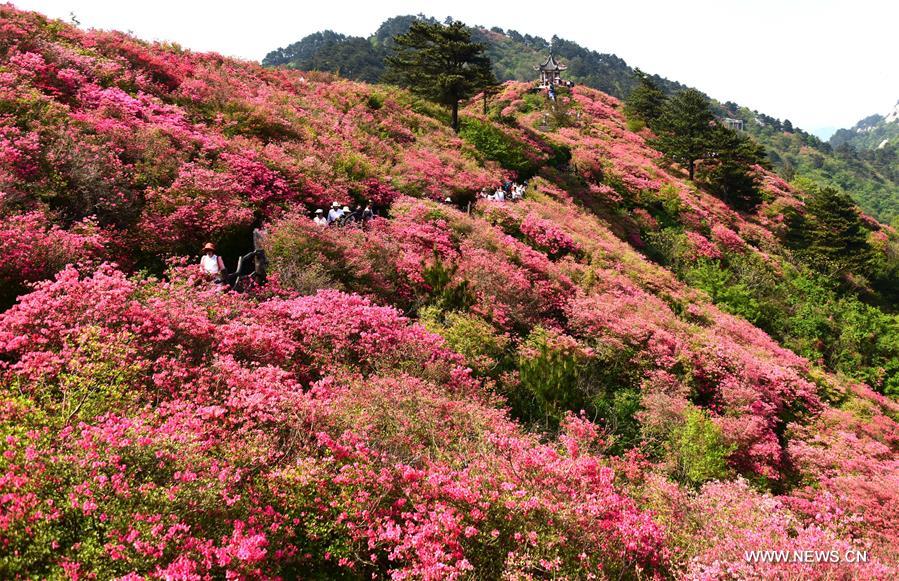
[264, 15, 899, 224]
[2, 5, 899, 578]
[263, 15, 687, 99]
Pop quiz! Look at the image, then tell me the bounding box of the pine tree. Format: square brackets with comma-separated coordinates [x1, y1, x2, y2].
[624, 69, 666, 125]
[803, 186, 873, 276]
[700, 125, 766, 211]
[384, 20, 495, 133]
[651, 88, 714, 180]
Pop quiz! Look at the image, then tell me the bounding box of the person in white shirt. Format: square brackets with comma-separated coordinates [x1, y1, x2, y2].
[327, 202, 342, 224]
[313, 209, 328, 226]
[200, 242, 226, 283]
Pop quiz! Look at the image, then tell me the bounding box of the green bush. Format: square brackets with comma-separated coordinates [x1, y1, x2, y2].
[831, 298, 899, 396]
[593, 387, 643, 453]
[421, 252, 474, 312]
[643, 228, 690, 268]
[419, 307, 510, 376]
[366, 92, 384, 110]
[671, 407, 734, 487]
[685, 261, 762, 323]
[519, 92, 545, 114]
[517, 327, 585, 426]
[459, 117, 538, 179]
[548, 143, 572, 169]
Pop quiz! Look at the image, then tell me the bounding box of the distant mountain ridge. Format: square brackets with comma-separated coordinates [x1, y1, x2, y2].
[831, 101, 899, 150]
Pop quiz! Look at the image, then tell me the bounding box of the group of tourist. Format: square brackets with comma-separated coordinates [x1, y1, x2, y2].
[313, 201, 376, 227]
[479, 180, 527, 202]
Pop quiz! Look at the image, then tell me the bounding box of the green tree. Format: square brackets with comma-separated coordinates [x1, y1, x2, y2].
[802, 186, 874, 276]
[700, 125, 766, 211]
[624, 68, 666, 125]
[384, 20, 495, 132]
[651, 88, 714, 180]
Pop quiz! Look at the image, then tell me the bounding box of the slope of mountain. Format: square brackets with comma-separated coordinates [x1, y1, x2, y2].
[1, 5, 899, 578]
[264, 16, 899, 223]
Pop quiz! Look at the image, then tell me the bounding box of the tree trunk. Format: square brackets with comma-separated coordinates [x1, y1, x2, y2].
[688, 159, 695, 181]
[451, 101, 459, 133]
[482, 92, 487, 115]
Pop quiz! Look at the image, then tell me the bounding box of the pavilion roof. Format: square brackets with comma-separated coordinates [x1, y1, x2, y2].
[535, 51, 567, 72]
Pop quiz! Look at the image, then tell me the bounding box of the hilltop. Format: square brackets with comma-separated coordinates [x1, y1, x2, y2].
[262, 15, 686, 103]
[1, 6, 898, 579]
[264, 15, 899, 223]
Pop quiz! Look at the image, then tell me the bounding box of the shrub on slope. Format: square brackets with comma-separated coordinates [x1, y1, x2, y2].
[0, 265, 667, 578]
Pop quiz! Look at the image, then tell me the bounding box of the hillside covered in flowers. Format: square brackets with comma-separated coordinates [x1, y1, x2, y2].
[1, 6, 898, 579]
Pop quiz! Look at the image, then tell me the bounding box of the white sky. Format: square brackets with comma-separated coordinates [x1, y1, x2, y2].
[13, 0, 899, 139]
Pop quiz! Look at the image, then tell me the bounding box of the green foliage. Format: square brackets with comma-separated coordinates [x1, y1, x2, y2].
[638, 184, 683, 228]
[421, 251, 475, 311]
[642, 227, 690, 268]
[789, 184, 874, 276]
[459, 117, 538, 178]
[519, 92, 546, 114]
[366, 92, 385, 110]
[593, 387, 643, 453]
[332, 151, 373, 181]
[516, 327, 646, 444]
[651, 89, 715, 181]
[626, 117, 646, 133]
[624, 69, 666, 125]
[699, 126, 766, 211]
[650, 235, 899, 398]
[265, 223, 364, 296]
[548, 142, 572, 169]
[419, 307, 511, 376]
[670, 407, 734, 487]
[517, 328, 585, 426]
[545, 87, 577, 129]
[685, 261, 762, 323]
[830, 298, 899, 397]
[384, 20, 495, 132]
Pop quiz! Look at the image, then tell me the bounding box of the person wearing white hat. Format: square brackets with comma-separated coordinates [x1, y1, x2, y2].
[313, 209, 328, 226]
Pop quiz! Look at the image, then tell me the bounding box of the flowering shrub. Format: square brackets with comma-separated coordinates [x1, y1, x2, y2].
[0, 211, 107, 305]
[520, 212, 583, 259]
[710, 223, 747, 252]
[684, 231, 723, 260]
[646, 477, 896, 579]
[0, 265, 667, 578]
